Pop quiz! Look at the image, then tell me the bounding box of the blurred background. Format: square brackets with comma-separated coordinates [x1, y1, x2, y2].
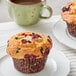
[0, 0, 72, 22]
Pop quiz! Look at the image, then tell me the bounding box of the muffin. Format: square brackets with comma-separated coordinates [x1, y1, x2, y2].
[6, 32, 52, 73]
[61, 1, 76, 37]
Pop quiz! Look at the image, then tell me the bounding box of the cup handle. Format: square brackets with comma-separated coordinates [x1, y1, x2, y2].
[40, 5, 52, 19]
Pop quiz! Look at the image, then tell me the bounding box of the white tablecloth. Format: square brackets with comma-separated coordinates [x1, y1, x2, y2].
[0, 15, 76, 76]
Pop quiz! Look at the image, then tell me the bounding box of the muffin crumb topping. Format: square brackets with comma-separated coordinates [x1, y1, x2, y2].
[6, 32, 52, 59]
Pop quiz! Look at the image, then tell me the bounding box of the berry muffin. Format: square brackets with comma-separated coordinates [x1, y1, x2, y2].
[61, 1, 76, 37]
[6, 32, 52, 73]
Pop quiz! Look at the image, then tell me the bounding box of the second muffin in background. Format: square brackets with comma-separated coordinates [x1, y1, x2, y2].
[61, 1, 76, 37]
[6, 32, 52, 73]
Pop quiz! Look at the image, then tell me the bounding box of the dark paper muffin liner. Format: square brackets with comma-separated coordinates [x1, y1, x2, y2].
[12, 56, 47, 73]
[67, 23, 76, 37]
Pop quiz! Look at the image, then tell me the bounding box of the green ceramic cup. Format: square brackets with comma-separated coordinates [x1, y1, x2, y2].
[7, 0, 52, 26]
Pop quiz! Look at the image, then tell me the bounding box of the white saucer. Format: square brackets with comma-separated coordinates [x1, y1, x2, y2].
[0, 50, 70, 76]
[53, 19, 76, 49]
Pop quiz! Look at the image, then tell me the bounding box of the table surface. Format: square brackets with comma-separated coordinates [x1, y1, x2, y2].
[0, 15, 76, 76]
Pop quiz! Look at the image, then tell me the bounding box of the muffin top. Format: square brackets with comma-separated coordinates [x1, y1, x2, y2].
[6, 32, 52, 59]
[61, 1, 76, 24]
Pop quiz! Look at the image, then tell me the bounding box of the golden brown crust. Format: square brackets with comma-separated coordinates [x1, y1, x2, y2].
[61, 1, 76, 24]
[6, 32, 52, 59]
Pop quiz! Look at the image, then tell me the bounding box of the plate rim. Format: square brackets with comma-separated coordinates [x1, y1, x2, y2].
[52, 18, 76, 49]
[0, 50, 70, 76]
[50, 50, 70, 76]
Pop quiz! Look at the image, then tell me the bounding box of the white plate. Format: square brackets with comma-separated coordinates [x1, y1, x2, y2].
[53, 19, 76, 49]
[0, 50, 70, 76]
